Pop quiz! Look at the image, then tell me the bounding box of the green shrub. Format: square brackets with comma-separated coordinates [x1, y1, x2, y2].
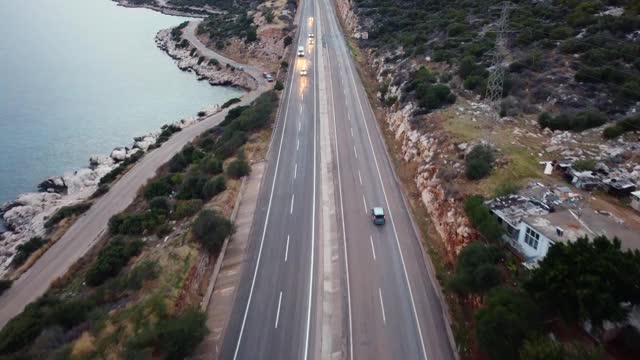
[156, 309, 208, 359]
[158, 124, 181, 143]
[283, 35, 292, 48]
[11, 237, 47, 267]
[174, 199, 203, 219]
[126, 260, 160, 290]
[204, 176, 227, 199]
[221, 97, 241, 109]
[91, 184, 110, 198]
[176, 175, 208, 200]
[85, 238, 144, 286]
[465, 144, 494, 180]
[274, 80, 284, 91]
[208, 58, 219, 66]
[463, 75, 484, 90]
[494, 181, 520, 197]
[44, 203, 92, 229]
[602, 114, 640, 139]
[109, 211, 165, 235]
[149, 196, 172, 212]
[246, 28, 257, 42]
[192, 210, 233, 253]
[0, 300, 47, 354]
[572, 159, 596, 172]
[46, 297, 96, 330]
[538, 110, 606, 132]
[226, 158, 251, 178]
[143, 176, 173, 200]
[168, 153, 189, 173]
[416, 83, 456, 111]
[202, 156, 223, 175]
[464, 195, 503, 241]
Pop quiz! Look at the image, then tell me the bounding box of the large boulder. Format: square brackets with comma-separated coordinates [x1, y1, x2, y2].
[89, 154, 115, 168]
[133, 135, 157, 151]
[37, 176, 67, 194]
[110, 147, 128, 161]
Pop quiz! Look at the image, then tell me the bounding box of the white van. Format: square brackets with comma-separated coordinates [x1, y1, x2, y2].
[297, 46, 305, 57]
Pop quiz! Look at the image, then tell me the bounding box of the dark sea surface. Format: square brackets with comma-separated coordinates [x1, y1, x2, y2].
[0, 0, 242, 203]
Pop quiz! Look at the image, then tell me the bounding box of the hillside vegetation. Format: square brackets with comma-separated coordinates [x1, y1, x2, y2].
[356, 0, 640, 117]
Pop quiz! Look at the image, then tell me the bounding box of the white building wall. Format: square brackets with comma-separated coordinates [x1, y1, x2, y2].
[516, 222, 553, 260]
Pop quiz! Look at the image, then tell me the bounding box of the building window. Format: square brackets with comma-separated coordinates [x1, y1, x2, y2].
[524, 227, 540, 250]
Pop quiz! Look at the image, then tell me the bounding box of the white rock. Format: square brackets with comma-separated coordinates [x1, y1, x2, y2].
[89, 154, 114, 167]
[110, 147, 128, 161]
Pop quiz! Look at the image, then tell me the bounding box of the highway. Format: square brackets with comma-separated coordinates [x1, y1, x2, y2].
[220, 0, 456, 359]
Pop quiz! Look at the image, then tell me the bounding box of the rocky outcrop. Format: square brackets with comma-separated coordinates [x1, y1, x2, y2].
[386, 103, 476, 260]
[155, 29, 256, 91]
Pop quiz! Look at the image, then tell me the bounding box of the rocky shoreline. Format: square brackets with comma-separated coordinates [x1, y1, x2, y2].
[113, 0, 220, 18]
[155, 28, 257, 91]
[0, 22, 248, 278]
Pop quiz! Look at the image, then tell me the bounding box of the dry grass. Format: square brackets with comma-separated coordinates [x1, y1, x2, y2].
[71, 331, 96, 357]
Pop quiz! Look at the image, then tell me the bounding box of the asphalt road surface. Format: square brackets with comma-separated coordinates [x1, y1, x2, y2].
[0, 51, 268, 329]
[220, 0, 456, 359]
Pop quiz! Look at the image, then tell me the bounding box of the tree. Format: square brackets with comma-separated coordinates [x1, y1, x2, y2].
[520, 337, 603, 360]
[525, 235, 640, 329]
[246, 28, 257, 42]
[465, 144, 495, 180]
[450, 242, 502, 294]
[144, 177, 173, 200]
[476, 288, 541, 360]
[192, 210, 233, 253]
[274, 80, 284, 91]
[283, 35, 292, 48]
[202, 156, 223, 175]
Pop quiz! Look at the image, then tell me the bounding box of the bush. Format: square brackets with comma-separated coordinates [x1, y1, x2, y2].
[0, 300, 47, 354]
[464, 195, 503, 241]
[463, 75, 484, 90]
[572, 159, 596, 172]
[538, 110, 607, 132]
[168, 153, 189, 173]
[283, 35, 292, 48]
[92, 184, 110, 198]
[602, 114, 640, 139]
[11, 236, 47, 267]
[203, 176, 226, 199]
[143, 176, 173, 200]
[126, 260, 160, 290]
[226, 158, 251, 178]
[246, 28, 257, 42]
[109, 211, 165, 235]
[174, 199, 203, 219]
[202, 156, 223, 175]
[274, 80, 284, 91]
[192, 210, 233, 253]
[208, 58, 219, 66]
[149, 196, 172, 213]
[221, 97, 241, 109]
[465, 144, 494, 180]
[176, 174, 208, 200]
[0, 280, 12, 296]
[44, 203, 91, 229]
[520, 337, 603, 360]
[416, 83, 456, 111]
[494, 181, 520, 197]
[85, 238, 144, 286]
[155, 309, 208, 359]
[476, 288, 541, 360]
